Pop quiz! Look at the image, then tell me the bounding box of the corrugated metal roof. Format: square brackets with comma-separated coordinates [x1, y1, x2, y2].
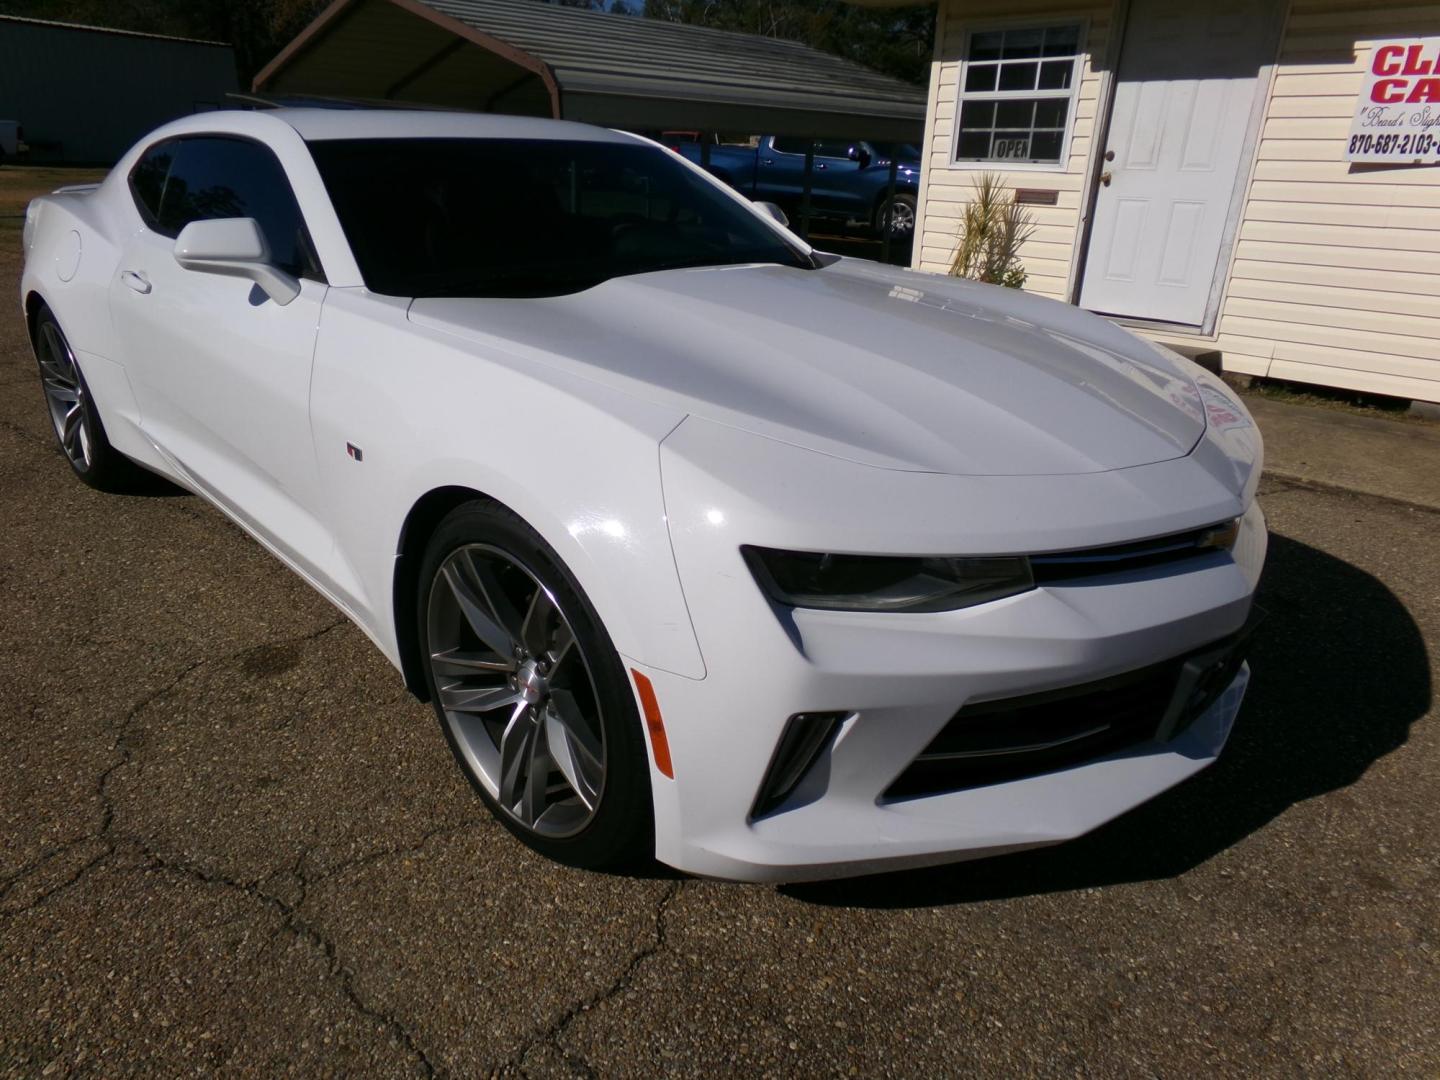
[0, 13, 231, 48]
[419, 0, 923, 122]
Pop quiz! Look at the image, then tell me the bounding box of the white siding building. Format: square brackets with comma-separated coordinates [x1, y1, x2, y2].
[898, 0, 1440, 403]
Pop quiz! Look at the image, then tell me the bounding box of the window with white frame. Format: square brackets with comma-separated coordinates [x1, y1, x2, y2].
[953, 24, 1083, 166]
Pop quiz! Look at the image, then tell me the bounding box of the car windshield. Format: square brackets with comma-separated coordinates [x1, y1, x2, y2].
[307, 137, 816, 298]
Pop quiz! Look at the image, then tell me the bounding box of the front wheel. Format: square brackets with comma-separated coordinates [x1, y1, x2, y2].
[417, 501, 654, 869]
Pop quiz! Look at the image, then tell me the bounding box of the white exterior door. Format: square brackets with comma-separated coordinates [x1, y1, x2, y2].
[1078, 0, 1275, 325]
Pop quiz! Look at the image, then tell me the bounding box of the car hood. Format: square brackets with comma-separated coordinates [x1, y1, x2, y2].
[408, 258, 1207, 476]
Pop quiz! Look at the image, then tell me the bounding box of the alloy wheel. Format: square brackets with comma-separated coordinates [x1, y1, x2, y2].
[426, 543, 606, 838]
[36, 320, 92, 470]
[886, 199, 916, 237]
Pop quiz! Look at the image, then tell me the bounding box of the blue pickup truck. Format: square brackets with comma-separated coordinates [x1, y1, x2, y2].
[664, 135, 921, 239]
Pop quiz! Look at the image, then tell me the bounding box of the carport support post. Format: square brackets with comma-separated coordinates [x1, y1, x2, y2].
[800, 142, 814, 240]
[880, 154, 899, 264]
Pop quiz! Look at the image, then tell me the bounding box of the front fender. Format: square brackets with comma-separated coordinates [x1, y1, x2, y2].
[310, 288, 707, 681]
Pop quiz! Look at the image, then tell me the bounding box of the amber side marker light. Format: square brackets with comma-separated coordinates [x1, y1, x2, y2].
[631, 669, 674, 779]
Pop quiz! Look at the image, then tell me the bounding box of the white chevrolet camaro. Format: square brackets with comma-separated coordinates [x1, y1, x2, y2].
[20, 108, 1265, 882]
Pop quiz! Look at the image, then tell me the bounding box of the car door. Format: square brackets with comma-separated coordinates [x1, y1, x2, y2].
[759, 137, 863, 216]
[807, 139, 867, 217]
[108, 135, 338, 589]
[754, 136, 809, 203]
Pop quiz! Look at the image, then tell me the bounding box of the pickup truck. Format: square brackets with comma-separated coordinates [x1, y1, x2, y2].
[665, 135, 920, 239]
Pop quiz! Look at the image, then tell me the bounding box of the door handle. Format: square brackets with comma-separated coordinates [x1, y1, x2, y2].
[120, 270, 151, 295]
[761, 157, 774, 165]
[816, 162, 828, 170]
[1100, 171, 1113, 187]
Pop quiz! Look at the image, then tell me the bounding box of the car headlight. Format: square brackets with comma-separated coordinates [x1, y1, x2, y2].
[742, 546, 1034, 613]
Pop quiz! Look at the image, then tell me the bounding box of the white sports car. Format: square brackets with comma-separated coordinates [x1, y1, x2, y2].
[20, 108, 1265, 882]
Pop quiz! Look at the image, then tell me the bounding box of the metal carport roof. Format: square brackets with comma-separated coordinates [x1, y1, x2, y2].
[253, 0, 925, 139]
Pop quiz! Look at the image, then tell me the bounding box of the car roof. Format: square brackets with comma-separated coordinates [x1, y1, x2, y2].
[270, 107, 634, 144]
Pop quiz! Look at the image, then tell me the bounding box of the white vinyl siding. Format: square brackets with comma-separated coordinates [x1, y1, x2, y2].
[915, 0, 1111, 297]
[1177, 0, 1440, 397]
[913, 0, 1440, 402]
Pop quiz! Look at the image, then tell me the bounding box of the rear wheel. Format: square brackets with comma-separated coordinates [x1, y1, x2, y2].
[32, 306, 149, 492]
[877, 192, 917, 239]
[417, 501, 653, 869]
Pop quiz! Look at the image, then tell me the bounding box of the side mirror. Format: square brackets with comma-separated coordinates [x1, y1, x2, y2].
[173, 217, 300, 306]
[754, 200, 789, 228]
[848, 145, 872, 169]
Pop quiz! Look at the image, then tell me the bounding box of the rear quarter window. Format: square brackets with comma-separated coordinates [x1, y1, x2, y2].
[128, 140, 176, 229]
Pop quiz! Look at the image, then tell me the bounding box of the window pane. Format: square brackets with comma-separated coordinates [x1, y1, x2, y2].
[159, 136, 312, 277]
[955, 24, 1080, 166]
[1034, 99, 1069, 128]
[1030, 130, 1064, 161]
[969, 30, 1003, 62]
[956, 130, 993, 159]
[964, 63, 998, 92]
[960, 100, 996, 128]
[995, 100, 1035, 128]
[1043, 25, 1080, 56]
[771, 137, 808, 155]
[129, 141, 173, 225]
[1038, 59, 1074, 90]
[998, 61, 1039, 92]
[1001, 28, 1043, 59]
[813, 140, 855, 159]
[990, 134, 1032, 160]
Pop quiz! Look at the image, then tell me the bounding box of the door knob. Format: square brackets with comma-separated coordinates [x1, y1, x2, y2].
[120, 270, 152, 294]
[1100, 171, 1113, 187]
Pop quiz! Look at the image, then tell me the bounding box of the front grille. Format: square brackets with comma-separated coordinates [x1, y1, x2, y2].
[1030, 520, 1237, 583]
[884, 613, 1259, 801]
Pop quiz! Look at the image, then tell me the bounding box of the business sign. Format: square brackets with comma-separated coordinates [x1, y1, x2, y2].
[1346, 37, 1440, 163]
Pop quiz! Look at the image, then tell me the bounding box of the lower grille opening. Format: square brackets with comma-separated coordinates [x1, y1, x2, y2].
[751, 712, 846, 819]
[884, 614, 1259, 801]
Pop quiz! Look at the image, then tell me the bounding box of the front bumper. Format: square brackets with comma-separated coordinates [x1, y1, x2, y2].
[638, 416, 1266, 883]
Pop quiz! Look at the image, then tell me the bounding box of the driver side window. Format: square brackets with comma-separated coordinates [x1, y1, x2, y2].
[131, 135, 323, 281]
[771, 137, 857, 160]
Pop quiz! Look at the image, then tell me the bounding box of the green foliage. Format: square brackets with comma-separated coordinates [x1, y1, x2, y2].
[643, 0, 935, 85]
[949, 172, 1034, 289]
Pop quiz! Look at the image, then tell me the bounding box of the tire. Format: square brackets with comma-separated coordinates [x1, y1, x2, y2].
[416, 500, 654, 870]
[32, 305, 151, 492]
[876, 192, 917, 240]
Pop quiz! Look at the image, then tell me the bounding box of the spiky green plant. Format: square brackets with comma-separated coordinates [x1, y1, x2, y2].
[949, 172, 1035, 289]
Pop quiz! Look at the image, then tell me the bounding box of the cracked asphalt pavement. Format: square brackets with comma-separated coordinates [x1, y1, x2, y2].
[1, 240, 1437, 1077]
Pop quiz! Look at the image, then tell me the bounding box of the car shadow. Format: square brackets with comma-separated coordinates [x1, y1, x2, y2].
[782, 533, 1431, 909]
[117, 468, 190, 497]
